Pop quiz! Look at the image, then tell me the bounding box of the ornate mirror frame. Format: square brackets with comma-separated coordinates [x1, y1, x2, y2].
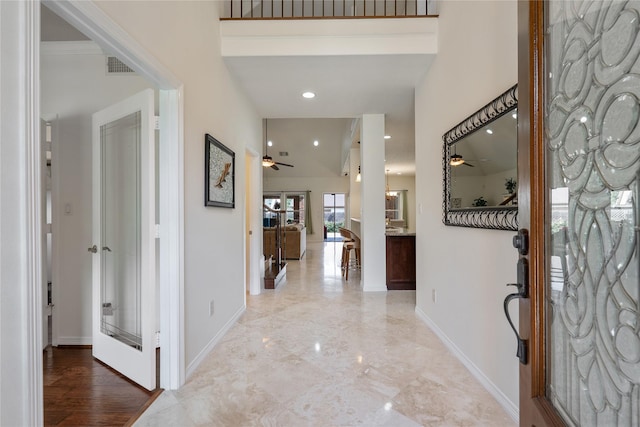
[442, 84, 518, 231]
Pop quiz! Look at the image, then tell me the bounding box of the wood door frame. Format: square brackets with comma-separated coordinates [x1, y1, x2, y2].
[517, 1, 567, 425]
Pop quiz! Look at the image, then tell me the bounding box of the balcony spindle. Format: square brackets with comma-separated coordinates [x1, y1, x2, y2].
[223, 0, 435, 19]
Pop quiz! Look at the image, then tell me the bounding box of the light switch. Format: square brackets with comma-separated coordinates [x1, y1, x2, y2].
[64, 203, 72, 215]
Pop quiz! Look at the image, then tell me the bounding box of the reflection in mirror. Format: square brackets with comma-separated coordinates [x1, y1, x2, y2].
[443, 85, 518, 230]
[450, 110, 518, 208]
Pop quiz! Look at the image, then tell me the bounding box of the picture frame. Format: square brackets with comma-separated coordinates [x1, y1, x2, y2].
[204, 134, 235, 208]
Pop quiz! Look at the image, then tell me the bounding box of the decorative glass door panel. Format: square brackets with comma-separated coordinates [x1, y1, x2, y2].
[545, 1, 640, 425]
[100, 111, 142, 350]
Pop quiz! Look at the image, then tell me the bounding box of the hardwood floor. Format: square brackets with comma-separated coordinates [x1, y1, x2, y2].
[43, 346, 161, 426]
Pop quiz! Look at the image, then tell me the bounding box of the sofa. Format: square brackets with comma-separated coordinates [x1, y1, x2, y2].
[263, 223, 306, 260]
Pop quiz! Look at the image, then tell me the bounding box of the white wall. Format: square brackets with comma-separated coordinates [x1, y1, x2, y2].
[349, 147, 361, 227]
[264, 176, 349, 242]
[452, 168, 517, 207]
[94, 0, 263, 369]
[414, 0, 519, 418]
[40, 43, 153, 344]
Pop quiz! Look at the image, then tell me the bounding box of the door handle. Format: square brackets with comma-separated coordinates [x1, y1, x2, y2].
[87, 245, 98, 253]
[504, 282, 527, 365]
[504, 258, 529, 365]
[102, 246, 112, 252]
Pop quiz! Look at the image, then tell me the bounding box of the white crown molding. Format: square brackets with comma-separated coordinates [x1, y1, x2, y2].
[40, 40, 103, 55]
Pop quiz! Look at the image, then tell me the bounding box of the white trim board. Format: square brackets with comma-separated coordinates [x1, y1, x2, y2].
[186, 305, 246, 379]
[415, 306, 519, 423]
[0, 1, 43, 424]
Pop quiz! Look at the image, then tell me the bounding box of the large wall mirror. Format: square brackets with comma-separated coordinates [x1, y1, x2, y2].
[443, 85, 518, 231]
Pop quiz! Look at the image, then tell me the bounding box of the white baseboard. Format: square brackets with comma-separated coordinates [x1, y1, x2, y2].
[186, 305, 246, 379]
[415, 306, 519, 422]
[56, 336, 92, 346]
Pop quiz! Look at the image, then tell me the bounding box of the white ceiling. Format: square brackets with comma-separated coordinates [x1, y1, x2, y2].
[262, 118, 352, 178]
[225, 54, 434, 176]
[41, 4, 432, 176]
[41, 4, 89, 41]
[450, 109, 518, 177]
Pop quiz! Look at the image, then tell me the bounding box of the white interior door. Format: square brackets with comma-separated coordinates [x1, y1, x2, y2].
[91, 88, 156, 390]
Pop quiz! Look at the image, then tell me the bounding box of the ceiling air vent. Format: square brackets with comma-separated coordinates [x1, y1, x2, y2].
[279, 151, 289, 156]
[107, 56, 135, 74]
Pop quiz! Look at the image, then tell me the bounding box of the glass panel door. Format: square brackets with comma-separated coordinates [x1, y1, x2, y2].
[545, 2, 640, 424]
[91, 89, 155, 391]
[323, 193, 345, 241]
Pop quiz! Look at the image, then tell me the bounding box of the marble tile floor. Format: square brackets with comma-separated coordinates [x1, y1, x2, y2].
[135, 241, 516, 427]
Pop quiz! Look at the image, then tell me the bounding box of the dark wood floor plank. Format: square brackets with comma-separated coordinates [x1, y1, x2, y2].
[43, 346, 159, 427]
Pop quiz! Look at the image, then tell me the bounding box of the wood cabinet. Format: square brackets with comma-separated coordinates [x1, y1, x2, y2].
[385, 234, 416, 290]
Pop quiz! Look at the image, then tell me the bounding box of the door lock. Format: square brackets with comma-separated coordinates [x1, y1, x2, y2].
[512, 228, 529, 256]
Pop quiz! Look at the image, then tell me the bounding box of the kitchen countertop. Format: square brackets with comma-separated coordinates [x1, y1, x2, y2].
[385, 228, 416, 236]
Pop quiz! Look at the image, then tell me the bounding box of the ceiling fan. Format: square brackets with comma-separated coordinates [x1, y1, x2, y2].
[450, 152, 475, 167]
[262, 120, 294, 170]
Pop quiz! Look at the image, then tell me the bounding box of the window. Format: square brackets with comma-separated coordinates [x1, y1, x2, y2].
[385, 191, 403, 220]
[263, 192, 306, 227]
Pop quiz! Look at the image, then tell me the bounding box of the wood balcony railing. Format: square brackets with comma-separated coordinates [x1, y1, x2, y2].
[221, 0, 438, 19]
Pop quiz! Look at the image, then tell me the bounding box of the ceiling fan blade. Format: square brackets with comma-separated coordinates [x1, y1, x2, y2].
[270, 164, 280, 170]
[463, 162, 475, 167]
[275, 162, 294, 168]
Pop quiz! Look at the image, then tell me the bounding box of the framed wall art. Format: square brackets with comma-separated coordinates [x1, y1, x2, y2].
[204, 134, 235, 208]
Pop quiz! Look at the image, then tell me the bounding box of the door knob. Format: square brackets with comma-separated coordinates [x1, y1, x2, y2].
[87, 245, 98, 253]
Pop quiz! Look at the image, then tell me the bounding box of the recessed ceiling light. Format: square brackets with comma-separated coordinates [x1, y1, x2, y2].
[267, 140, 273, 147]
[580, 116, 587, 123]
[397, 172, 401, 175]
[384, 135, 391, 139]
[313, 140, 319, 147]
[486, 129, 493, 134]
[302, 91, 316, 99]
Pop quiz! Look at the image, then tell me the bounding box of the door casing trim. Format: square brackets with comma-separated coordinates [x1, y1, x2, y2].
[43, 0, 186, 392]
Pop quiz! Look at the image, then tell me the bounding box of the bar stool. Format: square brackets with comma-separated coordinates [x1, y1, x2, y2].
[338, 227, 361, 280]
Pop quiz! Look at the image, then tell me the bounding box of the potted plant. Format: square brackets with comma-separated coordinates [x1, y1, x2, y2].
[472, 196, 488, 207]
[505, 177, 517, 194]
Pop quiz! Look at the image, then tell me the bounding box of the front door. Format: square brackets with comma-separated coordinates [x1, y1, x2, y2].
[90, 89, 156, 391]
[518, 1, 640, 425]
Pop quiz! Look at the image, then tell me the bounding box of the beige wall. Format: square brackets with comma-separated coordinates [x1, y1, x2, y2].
[414, 0, 519, 417]
[95, 1, 263, 369]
